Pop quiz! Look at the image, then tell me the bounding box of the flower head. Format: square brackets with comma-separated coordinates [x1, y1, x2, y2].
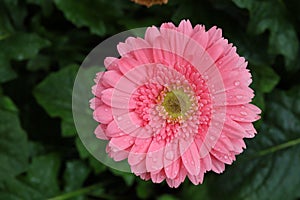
[90, 20, 261, 188]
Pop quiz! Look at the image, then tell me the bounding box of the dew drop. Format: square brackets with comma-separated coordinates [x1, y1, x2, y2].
[234, 81, 240, 86]
[210, 136, 216, 141]
[191, 161, 195, 166]
[117, 116, 123, 121]
[240, 111, 247, 116]
[104, 108, 108, 112]
[152, 157, 157, 162]
[236, 95, 243, 99]
[224, 155, 228, 160]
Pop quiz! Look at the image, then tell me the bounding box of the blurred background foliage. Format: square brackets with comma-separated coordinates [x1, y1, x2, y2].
[0, 0, 300, 199]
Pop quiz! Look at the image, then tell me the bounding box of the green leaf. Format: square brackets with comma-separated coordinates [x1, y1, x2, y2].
[54, 0, 106, 36]
[0, 178, 43, 200]
[157, 194, 179, 200]
[2, 0, 27, 29]
[63, 160, 90, 193]
[0, 94, 29, 181]
[251, 65, 280, 94]
[26, 55, 51, 71]
[0, 32, 50, 82]
[34, 65, 79, 137]
[25, 153, 61, 197]
[0, 33, 50, 61]
[207, 87, 300, 200]
[54, 0, 127, 36]
[136, 180, 154, 199]
[0, 55, 17, 83]
[233, 0, 299, 70]
[0, 3, 14, 39]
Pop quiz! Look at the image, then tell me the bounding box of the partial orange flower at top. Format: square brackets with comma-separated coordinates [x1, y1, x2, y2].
[132, 0, 168, 7]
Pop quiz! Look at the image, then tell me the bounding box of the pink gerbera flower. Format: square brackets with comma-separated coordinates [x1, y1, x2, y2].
[90, 20, 261, 188]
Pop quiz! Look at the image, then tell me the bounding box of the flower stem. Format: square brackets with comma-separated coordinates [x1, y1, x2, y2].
[257, 137, 300, 157]
[47, 183, 105, 200]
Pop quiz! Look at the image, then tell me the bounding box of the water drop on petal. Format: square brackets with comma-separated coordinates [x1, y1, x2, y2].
[234, 81, 240, 86]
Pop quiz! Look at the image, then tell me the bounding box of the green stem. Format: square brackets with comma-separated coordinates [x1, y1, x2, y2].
[256, 137, 300, 157]
[47, 183, 104, 200]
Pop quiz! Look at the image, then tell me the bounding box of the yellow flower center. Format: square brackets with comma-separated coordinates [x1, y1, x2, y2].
[162, 90, 191, 119]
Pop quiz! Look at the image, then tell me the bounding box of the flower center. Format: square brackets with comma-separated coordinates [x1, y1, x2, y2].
[162, 89, 191, 119]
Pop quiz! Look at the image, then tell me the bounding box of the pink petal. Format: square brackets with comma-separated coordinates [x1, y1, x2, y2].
[207, 26, 222, 48]
[146, 139, 165, 172]
[180, 140, 200, 175]
[221, 118, 245, 139]
[94, 124, 108, 140]
[145, 26, 161, 45]
[106, 120, 122, 138]
[165, 162, 187, 188]
[101, 88, 136, 109]
[239, 122, 257, 138]
[109, 134, 134, 151]
[210, 154, 225, 173]
[104, 57, 119, 71]
[150, 170, 166, 183]
[128, 138, 152, 166]
[225, 87, 254, 105]
[102, 70, 123, 87]
[93, 104, 113, 124]
[89, 97, 103, 110]
[206, 40, 225, 61]
[201, 154, 212, 171]
[187, 172, 204, 185]
[228, 104, 261, 123]
[178, 19, 194, 36]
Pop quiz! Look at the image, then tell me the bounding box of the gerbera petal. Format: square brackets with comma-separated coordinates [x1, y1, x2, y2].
[211, 154, 225, 173]
[146, 139, 165, 172]
[187, 172, 204, 185]
[207, 26, 222, 48]
[180, 140, 200, 175]
[95, 124, 108, 140]
[178, 19, 194, 36]
[151, 170, 166, 183]
[128, 138, 152, 166]
[101, 88, 136, 109]
[93, 104, 113, 124]
[109, 134, 135, 151]
[104, 57, 119, 71]
[166, 163, 187, 188]
[102, 70, 123, 87]
[145, 26, 161, 45]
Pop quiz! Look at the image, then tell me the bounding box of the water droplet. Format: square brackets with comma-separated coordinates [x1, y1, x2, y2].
[152, 157, 157, 162]
[236, 95, 243, 99]
[129, 140, 134, 145]
[117, 116, 123, 121]
[104, 108, 108, 112]
[240, 111, 247, 116]
[191, 161, 195, 166]
[234, 81, 240, 86]
[224, 155, 228, 159]
[210, 136, 216, 141]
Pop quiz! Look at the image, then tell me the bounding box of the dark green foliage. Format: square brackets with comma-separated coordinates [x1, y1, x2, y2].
[0, 0, 300, 199]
